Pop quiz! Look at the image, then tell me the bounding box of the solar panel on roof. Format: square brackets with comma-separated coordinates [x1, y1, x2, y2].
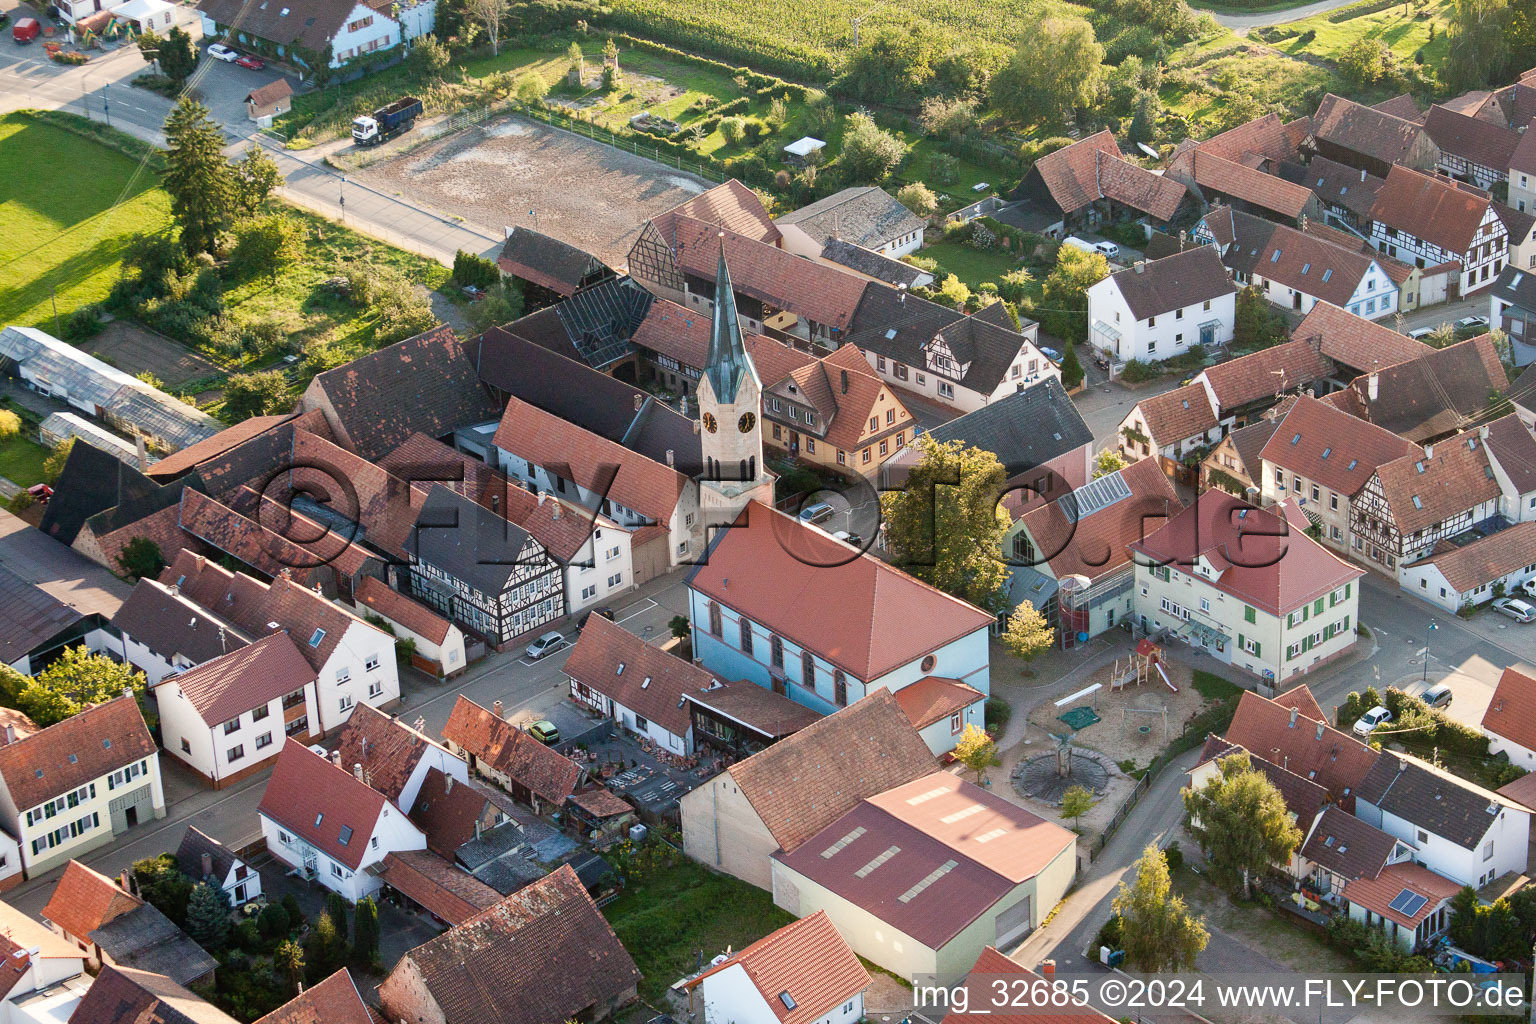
[1387, 889, 1428, 917]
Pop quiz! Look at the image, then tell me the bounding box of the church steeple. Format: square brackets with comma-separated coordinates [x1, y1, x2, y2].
[703, 241, 758, 404]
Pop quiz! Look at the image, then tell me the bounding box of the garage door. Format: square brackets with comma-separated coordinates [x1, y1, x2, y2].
[994, 894, 1033, 949]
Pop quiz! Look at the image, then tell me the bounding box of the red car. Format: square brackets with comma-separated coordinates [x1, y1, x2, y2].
[234, 53, 265, 69]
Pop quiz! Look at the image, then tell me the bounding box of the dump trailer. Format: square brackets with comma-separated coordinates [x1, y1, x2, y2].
[352, 96, 422, 146]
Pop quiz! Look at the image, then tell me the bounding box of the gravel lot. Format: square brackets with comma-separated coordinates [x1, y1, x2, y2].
[351, 114, 711, 267]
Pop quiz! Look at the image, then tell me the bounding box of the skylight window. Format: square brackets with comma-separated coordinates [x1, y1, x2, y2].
[1271, 250, 1282, 263]
[1412, 495, 1423, 509]
[885, 328, 898, 340]
[641, 677, 652, 689]
[898, 860, 959, 903]
[821, 826, 866, 859]
[939, 804, 985, 825]
[616, 662, 625, 676]
[67, 754, 77, 764]
[308, 628, 326, 647]
[339, 825, 353, 846]
[1291, 433, 1301, 445]
[1415, 461, 1425, 473]
[974, 828, 1009, 843]
[1322, 269, 1333, 283]
[1347, 459, 1358, 471]
[905, 786, 950, 806]
[1301, 263, 1311, 275]
[314, 813, 324, 826]
[779, 993, 797, 1010]
[854, 846, 901, 878]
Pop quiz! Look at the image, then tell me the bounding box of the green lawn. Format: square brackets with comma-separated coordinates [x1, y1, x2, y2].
[0, 436, 49, 488]
[916, 240, 1025, 290]
[604, 856, 793, 1000]
[0, 113, 173, 331]
[1281, 0, 1453, 64]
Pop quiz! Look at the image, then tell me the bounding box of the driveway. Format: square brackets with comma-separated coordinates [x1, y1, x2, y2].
[189, 46, 301, 134]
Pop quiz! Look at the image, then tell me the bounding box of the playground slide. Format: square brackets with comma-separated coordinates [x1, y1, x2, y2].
[1156, 663, 1178, 692]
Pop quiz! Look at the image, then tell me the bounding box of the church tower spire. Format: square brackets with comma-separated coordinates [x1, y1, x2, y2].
[696, 237, 773, 518]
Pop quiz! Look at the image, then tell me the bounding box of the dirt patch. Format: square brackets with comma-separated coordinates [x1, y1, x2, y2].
[352, 113, 711, 268]
[1027, 656, 1206, 769]
[78, 321, 226, 388]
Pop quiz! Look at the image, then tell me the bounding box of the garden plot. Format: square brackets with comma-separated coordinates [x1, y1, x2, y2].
[351, 114, 709, 267]
[77, 321, 225, 389]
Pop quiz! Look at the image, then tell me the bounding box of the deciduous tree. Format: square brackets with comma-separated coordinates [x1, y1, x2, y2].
[880, 435, 1010, 612]
[221, 370, 292, 420]
[275, 939, 304, 994]
[954, 723, 1000, 783]
[1040, 245, 1109, 344]
[1094, 449, 1129, 478]
[164, 98, 235, 255]
[17, 646, 147, 727]
[1182, 751, 1303, 898]
[1061, 784, 1095, 829]
[43, 438, 75, 484]
[231, 215, 304, 285]
[133, 854, 194, 926]
[1112, 843, 1208, 972]
[116, 537, 166, 582]
[839, 111, 907, 184]
[463, 0, 508, 55]
[897, 182, 938, 218]
[232, 147, 282, 216]
[0, 409, 20, 440]
[1447, 0, 1511, 91]
[992, 17, 1103, 121]
[1002, 601, 1054, 660]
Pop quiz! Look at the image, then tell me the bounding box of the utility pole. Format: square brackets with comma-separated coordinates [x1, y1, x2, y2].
[339, 176, 345, 221]
[50, 287, 60, 338]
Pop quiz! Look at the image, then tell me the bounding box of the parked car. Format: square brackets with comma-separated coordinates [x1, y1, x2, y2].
[527, 720, 559, 745]
[798, 501, 836, 525]
[1455, 315, 1490, 332]
[1522, 578, 1536, 600]
[1421, 682, 1454, 709]
[207, 42, 238, 62]
[12, 17, 40, 43]
[832, 530, 863, 547]
[524, 631, 565, 660]
[234, 53, 265, 69]
[1408, 327, 1436, 340]
[26, 484, 52, 503]
[1493, 597, 1536, 622]
[1352, 705, 1393, 737]
[1093, 240, 1121, 259]
[579, 606, 614, 628]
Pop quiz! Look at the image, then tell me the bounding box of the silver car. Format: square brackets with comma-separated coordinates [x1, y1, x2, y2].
[1493, 597, 1536, 623]
[207, 42, 238, 62]
[524, 631, 565, 659]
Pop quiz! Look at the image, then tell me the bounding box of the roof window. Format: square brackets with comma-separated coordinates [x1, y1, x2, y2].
[641, 677, 652, 689]
[314, 813, 324, 827]
[1271, 250, 1282, 263]
[1321, 447, 1331, 459]
[1412, 495, 1423, 509]
[1291, 433, 1301, 445]
[1322, 269, 1333, 282]
[1301, 263, 1311, 275]
[339, 825, 353, 846]
[308, 628, 326, 647]
[779, 993, 797, 1010]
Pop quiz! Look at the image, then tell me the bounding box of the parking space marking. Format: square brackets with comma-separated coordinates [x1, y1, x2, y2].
[515, 637, 574, 667]
[614, 597, 658, 626]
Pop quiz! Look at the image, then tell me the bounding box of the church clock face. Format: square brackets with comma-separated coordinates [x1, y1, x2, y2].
[703, 412, 718, 433]
[738, 411, 756, 434]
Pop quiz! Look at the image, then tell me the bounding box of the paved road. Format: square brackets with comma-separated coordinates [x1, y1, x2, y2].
[1198, 0, 1362, 30]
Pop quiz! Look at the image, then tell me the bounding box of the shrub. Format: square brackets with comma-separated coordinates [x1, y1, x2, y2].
[65, 304, 103, 340]
[985, 697, 1012, 732]
[929, 153, 960, 185]
[720, 116, 747, 144]
[1119, 359, 1161, 383]
[452, 249, 501, 289]
[896, 181, 938, 217]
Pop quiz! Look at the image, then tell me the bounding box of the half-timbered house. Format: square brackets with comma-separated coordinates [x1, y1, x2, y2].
[1369, 166, 1508, 300]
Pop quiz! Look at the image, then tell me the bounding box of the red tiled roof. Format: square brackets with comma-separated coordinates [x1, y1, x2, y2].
[1196, 338, 1331, 413]
[1423, 104, 1521, 171]
[0, 901, 80, 1000]
[1034, 132, 1187, 221]
[563, 614, 717, 738]
[1483, 666, 1536, 754]
[1198, 112, 1309, 166]
[41, 859, 141, 941]
[746, 334, 817, 387]
[381, 850, 501, 925]
[1372, 430, 1502, 534]
[255, 970, 375, 1024]
[332, 703, 450, 805]
[354, 576, 450, 646]
[70, 964, 237, 1024]
[1133, 382, 1218, 445]
[1191, 151, 1314, 218]
[892, 677, 985, 729]
[683, 681, 822, 740]
[1512, 121, 1536, 176]
[408, 768, 507, 858]
[1408, 521, 1536, 594]
[655, 178, 780, 245]
[726, 689, 935, 853]
[492, 396, 689, 523]
[0, 695, 156, 811]
[382, 863, 639, 1024]
[1130, 491, 1362, 616]
[1220, 691, 1379, 807]
[256, 740, 399, 871]
[569, 788, 634, 818]
[944, 947, 1117, 1024]
[442, 696, 582, 807]
[669, 215, 868, 330]
[1498, 769, 1536, 810]
[688, 502, 996, 681]
[1020, 457, 1181, 585]
[1343, 861, 1460, 928]
[1274, 683, 1327, 723]
[767, 345, 910, 452]
[1370, 165, 1490, 254]
[160, 632, 316, 727]
[1373, 94, 1424, 122]
[1313, 93, 1432, 168]
[145, 416, 292, 480]
[681, 911, 870, 1024]
[1260, 395, 1418, 497]
[1293, 301, 1433, 372]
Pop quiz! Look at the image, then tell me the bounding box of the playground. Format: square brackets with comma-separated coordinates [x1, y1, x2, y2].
[1024, 641, 1208, 771]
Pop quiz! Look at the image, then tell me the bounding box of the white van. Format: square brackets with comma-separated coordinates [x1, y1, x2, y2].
[1062, 236, 1099, 255]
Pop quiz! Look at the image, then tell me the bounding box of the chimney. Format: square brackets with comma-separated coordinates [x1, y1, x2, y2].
[1480, 424, 1491, 441]
[1360, 169, 1367, 182]
[666, 449, 675, 467]
[134, 434, 150, 473]
[840, 369, 849, 394]
[1424, 444, 1433, 459]
[330, 751, 342, 768]
[898, 283, 907, 305]
[493, 699, 504, 720]
[474, 818, 482, 840]
[633, 394, 643, 412]
[119, 870, 135, 896]
[1367, 372, 1379, 401]
[551, 503, 562, 520]
[201, 852, 213, 878]
[1041, 960, 1056, 977]
[3, 725, 14, 744]
[122, 686, 134, 700]
[444, 775, 454, 794]
[1289, 707, 1298, 728]
[491, 494, 500, 513]
[1134, 261, 1145, 274]
[536, 491, 546, 505]
[353, 762, 365, 781]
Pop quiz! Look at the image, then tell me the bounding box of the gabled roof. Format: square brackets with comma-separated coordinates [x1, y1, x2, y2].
[143, 416, 292, 482]
[1312, 93, 1433, 168]
[384, 863, 639, 1024]
[1278, 156, 1385, 221]
[1408, 520, 1536, 593]
[353, 575, 450, 646]
[1346, 336, 1508, 442]
[381, 850, 501, 926]
[1357, 751, 1514, 849]
[176, 826, 241, 885]
[1189, 150, 1316, 219]
[408, 768, 512, 858]
[333, 703, 451, 805]
[496, 227, 608, 297]
[1301, 804, 1400, 882]
[774, 771, 1075, 949]
[683, 681, 822, 740]
[652, 178, 780, 245]
[1482, 666, 1536, 756]
[927, 378, 1090, 481]
[0, 695, 155, 812]
[892, 676, 985, 729]
[1485, 413, 1536, 495]
[776, 186, 926, 250]
[1220, 690, 1379, 806]
[680, 911, 870, 1024]
[724, 689, 935, 853]
[254, 969, 375, 1024]
[1292, 301, 1432, 372]
[1196, 338, 1331, 414]
[1260, 394, 1418, 496]
[256, 740, 401, 871]
[161, 632, 315, 727]
[0, 900, 81, 984]
[442, 696, 582, 806]
[42, 859, 143, 941]
[1129, 491, 1362, 616]
[194, 0, 370, 51]
[1205, 206, 1384, 307]
[112, 579, 251, 665]
[1134, 382, 1218, 445]
[39, 439, 151, 546]
[1031, 131, 1187, 220]
[1512, 121, 1536, 176]
[404, 486, 534, 597]
[1225, 417, 1280, 475]
[562, 614, 717, 739]
[1105, 246, 1236, 321]
[1342, 861, 1460, 929]
[1423, 104, 1521, 170]
[68, 965, 237, 1024]
[766, 345, 906, 452]
[0, 562, 83, 668]
[1019, 457, 1180, 584]
[688, 502, 995, 681]
[1369, 165, 1490, 254]
[302, 326, 497, 462]
[819, 239, 930, 288]
[1195, 737, 1329, 827]
[1373, 94, 1424, 122]
[1196, 112, 1309, 166]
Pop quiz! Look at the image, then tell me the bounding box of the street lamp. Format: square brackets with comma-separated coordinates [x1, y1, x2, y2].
[1421, 619, 1438, 684]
